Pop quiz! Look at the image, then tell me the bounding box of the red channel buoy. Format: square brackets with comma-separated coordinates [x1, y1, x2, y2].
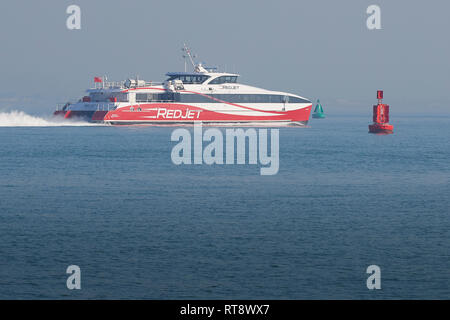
[368, 90, 394, 134]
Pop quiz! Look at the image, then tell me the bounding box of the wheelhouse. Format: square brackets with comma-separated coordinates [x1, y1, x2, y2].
[166, 72, 239, 85]
[166, 72, 210, 84]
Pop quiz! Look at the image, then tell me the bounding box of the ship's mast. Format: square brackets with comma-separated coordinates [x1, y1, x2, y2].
[182, 43, 197, 72]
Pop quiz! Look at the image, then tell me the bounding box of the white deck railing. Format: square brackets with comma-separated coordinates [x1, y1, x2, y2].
[55, 102, 117, 111]
[92, 81, 164, 89]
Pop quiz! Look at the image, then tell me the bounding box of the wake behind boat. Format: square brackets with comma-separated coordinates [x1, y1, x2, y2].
[54, 45, 312, 125]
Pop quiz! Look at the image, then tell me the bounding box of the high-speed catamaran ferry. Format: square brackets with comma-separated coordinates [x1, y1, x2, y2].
[55, 46, 312, 125]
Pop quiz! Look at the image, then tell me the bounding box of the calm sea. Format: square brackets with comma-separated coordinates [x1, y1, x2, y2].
[0, 113, 449, 299]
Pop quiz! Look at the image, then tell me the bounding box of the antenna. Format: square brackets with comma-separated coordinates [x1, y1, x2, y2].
[182, 43, 197, 71]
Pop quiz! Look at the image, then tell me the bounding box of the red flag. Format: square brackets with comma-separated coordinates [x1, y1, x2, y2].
[94, 77, 102, 83]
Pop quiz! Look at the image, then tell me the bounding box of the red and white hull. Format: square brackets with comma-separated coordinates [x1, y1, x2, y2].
[102, 102, 312, 125]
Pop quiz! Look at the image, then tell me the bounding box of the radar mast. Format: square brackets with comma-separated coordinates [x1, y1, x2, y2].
[182, 43, 208, 73]
[182, 43, 196, 72]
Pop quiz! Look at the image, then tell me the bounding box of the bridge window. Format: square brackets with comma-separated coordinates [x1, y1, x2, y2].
[166, 74, 210, 84]
[208, 76, 238, 84]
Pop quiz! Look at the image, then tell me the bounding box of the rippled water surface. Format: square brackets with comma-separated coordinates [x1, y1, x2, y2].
[0, 114, 449, 299]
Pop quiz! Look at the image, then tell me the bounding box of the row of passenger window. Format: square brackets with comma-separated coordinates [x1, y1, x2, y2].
[136, 93, 175, 102]
[135, 92, 309, 104]
[89, 92, 128, 102]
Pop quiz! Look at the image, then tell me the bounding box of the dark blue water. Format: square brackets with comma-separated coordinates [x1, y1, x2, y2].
[0, 114, 449, 299]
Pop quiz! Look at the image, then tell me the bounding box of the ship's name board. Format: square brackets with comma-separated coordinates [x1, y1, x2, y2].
[143, 108, 202, 119]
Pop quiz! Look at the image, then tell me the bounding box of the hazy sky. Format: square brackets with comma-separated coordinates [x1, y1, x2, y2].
[0, 0, 449, 114]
